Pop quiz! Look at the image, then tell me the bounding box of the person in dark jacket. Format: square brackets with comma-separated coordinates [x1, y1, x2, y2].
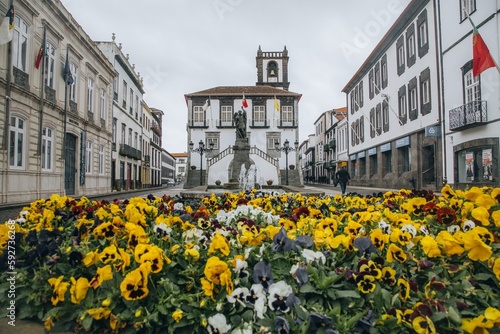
[335, 167, 351, 195]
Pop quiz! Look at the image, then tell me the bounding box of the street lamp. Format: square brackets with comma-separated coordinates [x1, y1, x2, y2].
[275, 139, 299, 185]
[189, 140, 214, 186]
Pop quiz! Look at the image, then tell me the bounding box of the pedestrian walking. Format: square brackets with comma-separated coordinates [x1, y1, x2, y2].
[335, 167, 351, 195]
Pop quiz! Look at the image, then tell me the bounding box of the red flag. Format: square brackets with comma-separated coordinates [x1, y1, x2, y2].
[465, 12, 497, 77]
[35, 43, 44, 69]
[242, 94, 248, 108]
[470, 24, 496, 77]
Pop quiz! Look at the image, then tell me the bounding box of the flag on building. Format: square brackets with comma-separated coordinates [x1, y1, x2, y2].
[35, 43, 44, 69]
[242, 94, 248, 108]
[0, 5, 14, 45]
[202, 98, 210, 111]
[35, 28, 46, 69]
[274, 95, 280, 112]
[472, 25, 496, 77]
[63, 48, 74, 85]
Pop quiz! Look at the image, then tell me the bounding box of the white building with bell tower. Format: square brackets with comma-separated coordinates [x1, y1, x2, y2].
[256, 45, 290, 90]
[184, 46, 302, 188]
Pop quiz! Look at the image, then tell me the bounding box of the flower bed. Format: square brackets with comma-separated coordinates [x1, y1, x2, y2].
[0, 185, 500, 333]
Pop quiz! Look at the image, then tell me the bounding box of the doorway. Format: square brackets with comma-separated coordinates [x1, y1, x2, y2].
[422, 145, 435, 186]
[64, 134, 77, 195]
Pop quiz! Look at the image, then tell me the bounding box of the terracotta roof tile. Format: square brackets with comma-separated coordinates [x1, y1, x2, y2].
[185, 85, 301, 97]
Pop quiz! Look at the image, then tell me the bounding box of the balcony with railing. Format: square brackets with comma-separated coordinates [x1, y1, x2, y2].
[449, 100, 487, 131]
[151, 122, 162, 136]
[119, 144, 142, 160]
[329, 139, 336, 151]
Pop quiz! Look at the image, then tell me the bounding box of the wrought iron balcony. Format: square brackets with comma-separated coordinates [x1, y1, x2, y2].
[449, 100, 487, 131]
[119, 144, 142, 160]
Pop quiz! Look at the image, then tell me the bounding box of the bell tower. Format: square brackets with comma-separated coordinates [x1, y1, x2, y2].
[256, 45, 290, 90]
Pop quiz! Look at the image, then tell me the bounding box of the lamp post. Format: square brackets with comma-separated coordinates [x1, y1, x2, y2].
[189, 140, 214, 186]
[275, 139, 299, 185]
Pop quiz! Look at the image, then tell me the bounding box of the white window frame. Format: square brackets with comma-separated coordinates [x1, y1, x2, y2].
[207, 138, 219, 150]
[69, 63, 78, 102]
[397, 45, 405, 67]
[42, 127, 53, 171]
[100, 88, 106, 120]
[461, 0, 476, 21]
[464, 70, 480, 103]
[112, 118, 117, 144]
[381, 62, 388, 86]
[113, 75, 119, 100]
[85, 141, 92, 174]
[268, 137, 280, 149]
[99, 144, 104, 175]
[193, 106, 205, 125]
[383, 104, 389, 125]
[44, 42, 56, 88]
[253, 105, 265, 123]
[9, 116, 25, 169]
[121, 123, 126, 144]
[135, 95, 139, 119]
[13, 16, 28, 72]
[408, 34, 415, 58]
[129, 88, 133, 114]
[128, 128, 132, 146]
[281, 106, 293, 123]
[418, 21, 428, 48]
[87, 77, 94, 113]
[399, 94, 407, 118]
[422, 79, 430, 104]
[220, 105, 233, 124]
[410, 87, 417, 111]
[122, 80, 127, 106]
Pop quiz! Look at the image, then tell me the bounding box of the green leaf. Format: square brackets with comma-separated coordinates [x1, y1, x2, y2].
[431, 311, 447, 322]
[448, 306, 462, 325]
[474, 273, 494, 281]
[334, 290, 360, 299]
[346, 310, 367, 328]
[82, 316, 93, 332]
[294, 305, 309, 321]
[299, 284, 319, 294]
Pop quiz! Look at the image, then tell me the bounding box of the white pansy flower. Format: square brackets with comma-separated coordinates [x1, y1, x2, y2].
[301, 249, 326, 264]
[208, 313, 231, 334]
[447, 225, 460, 234]
[401, 224, 417, 237]
[173, 202, 184, 211]
[378, 220, 391, 234]
[462, 220, 475, 232]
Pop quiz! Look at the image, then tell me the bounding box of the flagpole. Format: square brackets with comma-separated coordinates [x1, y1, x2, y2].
[63, 48, 69, 162]
[464, 6, 500, 74]
[37, 25, 46, 156]
[2, 0, 14, 152]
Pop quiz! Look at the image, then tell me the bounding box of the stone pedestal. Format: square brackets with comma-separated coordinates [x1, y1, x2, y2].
[230, 138, 251, 182]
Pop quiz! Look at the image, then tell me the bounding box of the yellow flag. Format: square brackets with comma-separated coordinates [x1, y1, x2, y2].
[274, 96, 279, 112]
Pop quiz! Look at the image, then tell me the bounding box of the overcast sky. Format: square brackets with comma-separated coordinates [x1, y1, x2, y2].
[62, 0, 411, 153]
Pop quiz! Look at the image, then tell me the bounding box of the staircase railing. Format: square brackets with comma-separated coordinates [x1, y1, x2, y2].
[207, 146, 233, 167]
[249, 146, 279, 167]
[207, 145, 279, 168]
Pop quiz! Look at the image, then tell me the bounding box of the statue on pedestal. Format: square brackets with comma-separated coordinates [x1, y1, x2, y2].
[234, 108, 247, 139]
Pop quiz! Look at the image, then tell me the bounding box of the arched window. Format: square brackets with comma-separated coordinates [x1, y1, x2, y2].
[267, 61, 278, 82]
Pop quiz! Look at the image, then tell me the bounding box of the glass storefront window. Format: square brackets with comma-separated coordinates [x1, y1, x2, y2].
[457, 147, 495, 183]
